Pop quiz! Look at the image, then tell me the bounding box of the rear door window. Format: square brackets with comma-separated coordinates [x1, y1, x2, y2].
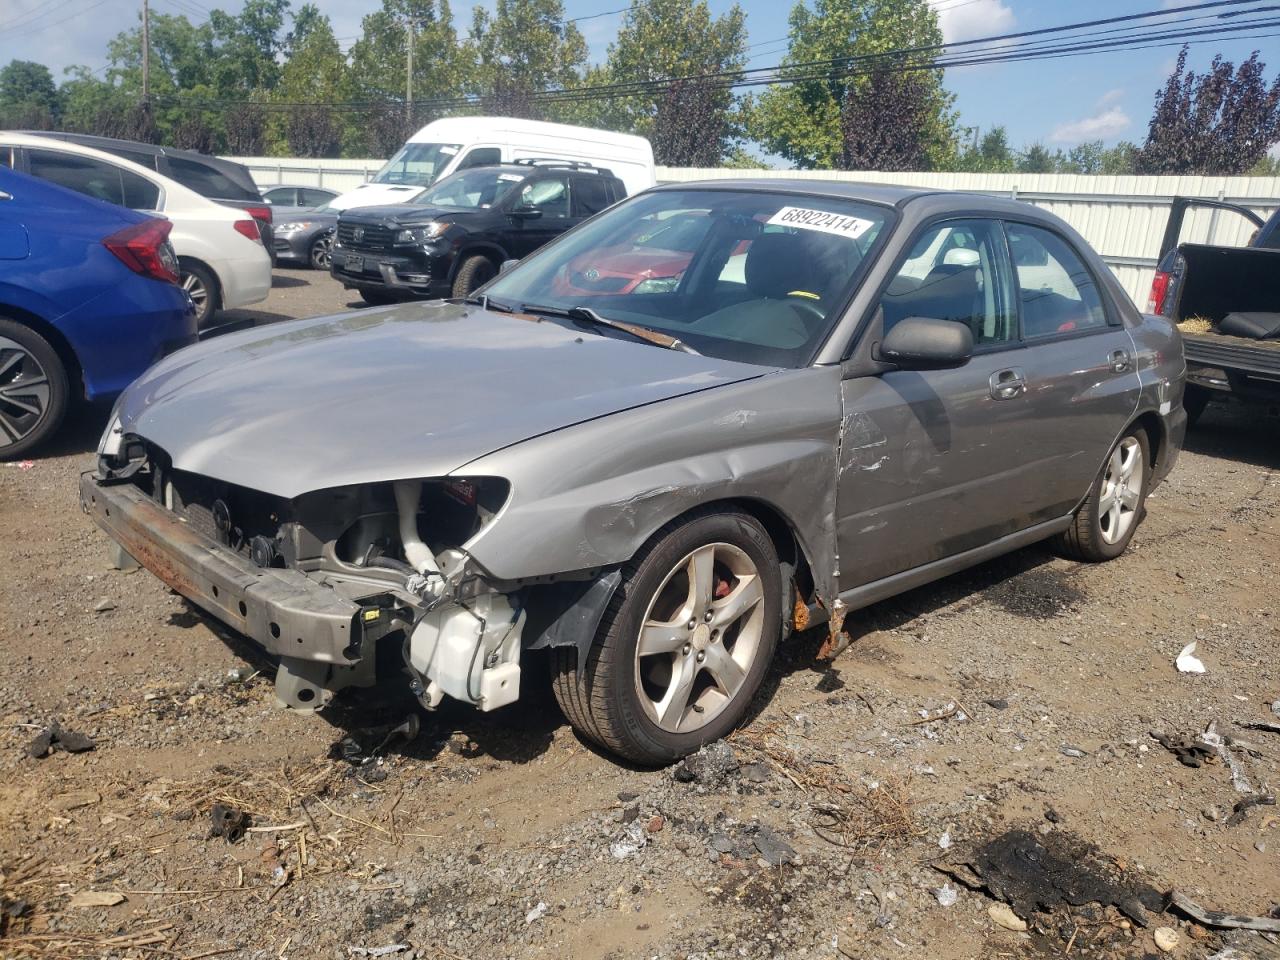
[570, 176, 611, 217]
[300, 188, 333, 207]
[1006, 222, 1108, 338]
[0, 147, 12, 169]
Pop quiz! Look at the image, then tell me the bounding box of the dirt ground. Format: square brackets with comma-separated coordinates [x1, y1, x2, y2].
[2, 268, 1279, 960]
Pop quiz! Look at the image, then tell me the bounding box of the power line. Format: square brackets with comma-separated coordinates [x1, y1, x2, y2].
[568, 6, 629, 22]
[149, 14, 1280, 114]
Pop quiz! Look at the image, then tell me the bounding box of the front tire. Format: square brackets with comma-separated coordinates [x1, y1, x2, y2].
[180, 261, 220, 328]
[0, 318, 70, 459]
[552, 509, 782, 764]
[309, 233, 333, 270]
[451, 255, 497, 298]
[1055, 428, 1150, 562]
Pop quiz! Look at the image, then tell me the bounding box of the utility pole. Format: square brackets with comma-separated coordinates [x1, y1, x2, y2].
[141, 0, 151, 104]
[405, 18, 414, 124]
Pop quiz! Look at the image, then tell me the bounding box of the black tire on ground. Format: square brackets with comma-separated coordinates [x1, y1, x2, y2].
[309, 234, 333, 270]
[179, 260, 220, 329]
[451, 255, 498, 298]
[1054, 427, 1151, 563]
[358, 288, 399, 306]
[551, 508, 783, 765]
[1183, 384, 1211, 427]
[0, 316, 71, 460]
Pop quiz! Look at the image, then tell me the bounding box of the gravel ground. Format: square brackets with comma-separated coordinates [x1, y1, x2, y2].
[1, 267, 1279, 960]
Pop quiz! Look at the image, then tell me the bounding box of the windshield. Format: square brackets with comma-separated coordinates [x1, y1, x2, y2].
[414, 168, 524, 208]
[373, 142, 461, 186]
[482, 189, 891, 368]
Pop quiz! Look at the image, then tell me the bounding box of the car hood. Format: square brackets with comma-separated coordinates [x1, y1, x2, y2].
[339, 204, 471, 225]
[115, 301, 769, 498]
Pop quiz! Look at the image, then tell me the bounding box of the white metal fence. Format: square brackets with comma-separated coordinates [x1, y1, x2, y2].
[229, 155, 1280, 304]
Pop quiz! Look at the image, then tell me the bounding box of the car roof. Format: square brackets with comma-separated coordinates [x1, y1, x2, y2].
[650, 177, 1048, 218]
[0, 132, 208, 203]
[19, 131, 260, 189]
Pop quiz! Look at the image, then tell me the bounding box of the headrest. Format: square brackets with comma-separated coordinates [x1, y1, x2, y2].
[745, 232, 820, 299]
[943, 248, 981, 267]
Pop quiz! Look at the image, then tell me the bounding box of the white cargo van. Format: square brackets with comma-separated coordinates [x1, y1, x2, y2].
[330, 117, 655, 210]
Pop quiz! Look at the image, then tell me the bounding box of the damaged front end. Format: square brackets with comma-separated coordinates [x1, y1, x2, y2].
[82, 435, 533, 714]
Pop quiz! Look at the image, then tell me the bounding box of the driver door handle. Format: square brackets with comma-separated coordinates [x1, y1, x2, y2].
[989, 368, 1026, 401]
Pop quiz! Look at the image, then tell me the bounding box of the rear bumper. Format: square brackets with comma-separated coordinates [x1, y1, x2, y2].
[215, 247, 273, 309]
[79, 473, 363, 668]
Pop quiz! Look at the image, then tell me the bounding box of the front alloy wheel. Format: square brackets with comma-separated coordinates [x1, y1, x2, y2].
[551, 509, 782, 764]
[636, 543, 766, 733]
[310, 233, 333, 270]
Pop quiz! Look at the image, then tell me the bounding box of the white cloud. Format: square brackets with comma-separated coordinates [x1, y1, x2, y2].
[1050, 104, 1131, 143]
[929, 0, 1015, 44]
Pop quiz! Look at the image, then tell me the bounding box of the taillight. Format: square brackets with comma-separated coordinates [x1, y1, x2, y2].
[243, 204, 272, 224]
[234, 219, 263, 243]
[103, 219, 180, 284]
[1146, 271, 1170, 315]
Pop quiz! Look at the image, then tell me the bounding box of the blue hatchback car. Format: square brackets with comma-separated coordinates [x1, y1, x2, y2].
[0, 168, 195, 457]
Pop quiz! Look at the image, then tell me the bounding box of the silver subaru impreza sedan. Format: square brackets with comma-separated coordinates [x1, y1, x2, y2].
[82, 180, 1186, 764]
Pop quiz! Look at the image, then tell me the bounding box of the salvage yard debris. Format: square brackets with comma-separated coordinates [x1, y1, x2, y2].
[1176, 641, 1208, 673]
[1168, 891, 1280, 933]
[25, 721, 94, 758]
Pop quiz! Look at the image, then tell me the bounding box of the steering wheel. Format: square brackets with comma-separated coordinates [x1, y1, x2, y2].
[785, 294, 826, 331]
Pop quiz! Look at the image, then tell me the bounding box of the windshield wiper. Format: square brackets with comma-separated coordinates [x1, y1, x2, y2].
[522, 304, 699, 354]
[464, 294, 515, 313]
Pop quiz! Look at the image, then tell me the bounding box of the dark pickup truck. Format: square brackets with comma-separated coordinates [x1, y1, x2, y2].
[1147, 197, 1280, 423]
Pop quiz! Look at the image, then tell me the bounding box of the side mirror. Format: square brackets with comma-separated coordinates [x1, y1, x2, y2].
[510, 204, 543, 220]
[880, 316, 973, 370]
[499, 259, 519, 275]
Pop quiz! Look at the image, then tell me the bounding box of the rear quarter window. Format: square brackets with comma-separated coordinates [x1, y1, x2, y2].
[166, 156, 259, 201]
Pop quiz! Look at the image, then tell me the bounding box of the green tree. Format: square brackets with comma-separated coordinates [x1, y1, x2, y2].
[0, 60, 60, 126]
[348, 0, 468, 148]
[1099, 141, 1138, 175]
[207, 0, 292, 95]
[569, 0, 747, 163]
[1062, 140, 1102, 174]
[751, 0, 954, 169]
[955, 125, 1014, 172]
[1017, 142, 1058, 173]
[468, 0, 586, 115]
[275, 7, 349, 156]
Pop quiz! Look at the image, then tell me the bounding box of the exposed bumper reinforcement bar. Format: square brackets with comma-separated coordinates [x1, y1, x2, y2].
[79, 473, 366, 709]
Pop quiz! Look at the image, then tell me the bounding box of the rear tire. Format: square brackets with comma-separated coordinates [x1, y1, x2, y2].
[451, 255, 498, 298]
[180, 261, 220, 329]
[1054, 428, 1150, 563]
[0, 317, 71, 460]
[358, 288, 398, 306]
[551, 509, 782, 764]
[1183, 385, 1210, 426]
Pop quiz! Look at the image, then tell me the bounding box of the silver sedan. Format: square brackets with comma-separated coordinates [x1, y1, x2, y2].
[83, 180, 1187, 764]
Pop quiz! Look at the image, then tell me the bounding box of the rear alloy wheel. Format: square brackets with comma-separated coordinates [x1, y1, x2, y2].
[0, 319, 70, 459]
[180, 262, 219, 328]
[309, 233, 333, 270]
[1055, 429, 1149, 562]
[552, 510, 781, 764]
[452, 255, 498, 298]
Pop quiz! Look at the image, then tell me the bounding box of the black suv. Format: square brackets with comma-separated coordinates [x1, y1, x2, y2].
[331, 160, 627, 304]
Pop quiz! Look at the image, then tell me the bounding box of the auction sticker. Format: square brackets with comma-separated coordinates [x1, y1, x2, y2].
[767, 206, 875, 239]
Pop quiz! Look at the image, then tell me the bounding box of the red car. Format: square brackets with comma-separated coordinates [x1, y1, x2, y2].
[553, 213, 713, 297]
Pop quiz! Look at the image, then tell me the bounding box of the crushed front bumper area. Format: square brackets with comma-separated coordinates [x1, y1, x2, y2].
[79, 473, 372, 710]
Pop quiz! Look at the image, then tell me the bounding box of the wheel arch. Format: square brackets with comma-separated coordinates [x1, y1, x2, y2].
[176, 255, 223, 308]
[1129, 409, 1167, 473]
[447, 242, 508, 284]
[0, 302, 85, 401]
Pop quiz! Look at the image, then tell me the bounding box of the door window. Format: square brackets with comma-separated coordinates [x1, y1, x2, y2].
[264, 187, 296, 205]
[300, 188, 333, 208]
[1006, 223, 1108, 338]
[0, 147, 12, 169]
[520, 176, 570, 218]
[570, 176, 611, 217]
[457, 147, 501, 170]
[880, 219, 1016, 347]
[27, 149, 127, 206]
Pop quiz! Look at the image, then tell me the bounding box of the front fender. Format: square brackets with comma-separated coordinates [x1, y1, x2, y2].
[457, 366, 844, 603]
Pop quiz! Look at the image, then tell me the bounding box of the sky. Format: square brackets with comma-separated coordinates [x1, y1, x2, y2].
[2, 0, 1279, 156]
